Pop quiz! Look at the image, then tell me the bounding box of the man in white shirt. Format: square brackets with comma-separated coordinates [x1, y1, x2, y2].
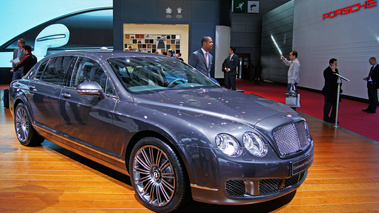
[281, 50, 300, 90]
[10, 38, 25, 80]
[281, 51, 301, 110]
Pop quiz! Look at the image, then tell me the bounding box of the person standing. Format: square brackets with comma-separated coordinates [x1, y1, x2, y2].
[10, 38, 25, 80]
[224, 47, 238, 90]
[281, 51, 300, 90]
[188, 36, 213, 77]
[11, 45, 37, 76]
[281, 51, 300, 110]
[176, 53, 184, 61]
[322, 58, 340, 123]
[167, 49, 177, 58]
[362, 57, 379, 113]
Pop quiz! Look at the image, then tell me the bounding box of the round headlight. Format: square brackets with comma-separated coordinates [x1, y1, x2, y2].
[215, 134, 241, 157]
[243, 132, 268, 157]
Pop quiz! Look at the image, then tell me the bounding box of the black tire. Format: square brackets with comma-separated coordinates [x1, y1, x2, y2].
[14, 103, 44, 146]
[129, 137, 188, 212]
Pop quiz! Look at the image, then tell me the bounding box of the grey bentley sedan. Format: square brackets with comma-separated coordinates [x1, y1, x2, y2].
[9, 51, 313, 212]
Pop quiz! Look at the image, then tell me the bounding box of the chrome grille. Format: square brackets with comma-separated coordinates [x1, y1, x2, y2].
[273, 121, 310, 156]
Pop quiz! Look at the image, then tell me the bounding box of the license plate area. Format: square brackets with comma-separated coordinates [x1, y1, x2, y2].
[291, 154, 313, 175]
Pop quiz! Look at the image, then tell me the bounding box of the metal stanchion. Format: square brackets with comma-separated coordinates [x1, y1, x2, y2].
[334, 73, 350, 127]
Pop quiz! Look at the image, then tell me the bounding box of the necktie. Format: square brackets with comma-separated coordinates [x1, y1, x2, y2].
[205, 52, 209, 68]
[368, 66, 374, 79]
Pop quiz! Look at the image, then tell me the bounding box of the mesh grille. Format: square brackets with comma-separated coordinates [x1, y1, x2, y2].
[259, 179, 280, 196]
[295, 122, 309, 148]
[259, 174, 301, 195]
[273, 121, 310, 156]
[225, 173, 306, 198]
[225, 180, 245, 197]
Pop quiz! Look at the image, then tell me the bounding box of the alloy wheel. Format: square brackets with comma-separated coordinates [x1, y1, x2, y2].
[132, 145, 176, 207]
[15, 106, 29, 143]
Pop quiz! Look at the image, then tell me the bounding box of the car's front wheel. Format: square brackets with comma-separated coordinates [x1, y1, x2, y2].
[14, 103, 44, 146]
[129, 137, 188, 212]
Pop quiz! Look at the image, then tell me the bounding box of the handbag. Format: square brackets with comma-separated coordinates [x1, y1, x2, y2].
[285, 85, 301, 107]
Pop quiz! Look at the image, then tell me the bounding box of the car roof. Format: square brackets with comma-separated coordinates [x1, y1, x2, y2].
[42, 50, 167, 61]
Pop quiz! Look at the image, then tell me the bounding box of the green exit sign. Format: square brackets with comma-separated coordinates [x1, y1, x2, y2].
[233, 0, 247, 13]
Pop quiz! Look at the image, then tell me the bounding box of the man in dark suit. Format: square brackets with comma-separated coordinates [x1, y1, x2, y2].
[10, 38, 25, 80]
[223, 47, 238, 90]
[188, 36, 213, 77]
[362, 57, 379, 113]
[322, 58, 340, 123]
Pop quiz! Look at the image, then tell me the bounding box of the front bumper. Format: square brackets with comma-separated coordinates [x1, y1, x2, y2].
[187, 144, 313, 205]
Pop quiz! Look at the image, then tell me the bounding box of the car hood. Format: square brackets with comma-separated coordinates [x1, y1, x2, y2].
[133, 88, 299, 128]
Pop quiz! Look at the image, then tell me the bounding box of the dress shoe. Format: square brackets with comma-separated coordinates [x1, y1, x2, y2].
[366, 110, 376, 113]
[362, 108, 370, 112]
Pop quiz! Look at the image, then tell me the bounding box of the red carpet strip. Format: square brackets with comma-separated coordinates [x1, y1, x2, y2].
[237, 79, 379, 143]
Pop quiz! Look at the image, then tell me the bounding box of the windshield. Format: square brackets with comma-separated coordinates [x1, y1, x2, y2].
[108, 57, 218, 93]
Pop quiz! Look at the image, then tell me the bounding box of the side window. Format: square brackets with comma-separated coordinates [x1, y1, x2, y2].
[71, 57, 107, 91]
[40, 56, 75, 85]
[35, 59, 49, 80]
[40, 57, 63, 84]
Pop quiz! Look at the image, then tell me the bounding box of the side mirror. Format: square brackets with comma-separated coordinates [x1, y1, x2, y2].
[76, 81, 106, 99]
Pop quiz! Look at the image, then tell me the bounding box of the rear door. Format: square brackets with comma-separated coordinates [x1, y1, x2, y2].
[28, 56, 75, 132]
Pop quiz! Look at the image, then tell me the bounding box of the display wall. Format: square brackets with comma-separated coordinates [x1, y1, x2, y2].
[293, 0, 379, 99]
[261, 1, 294, 83]
[231, 0, 291, 68]
[113, 0, 231, 78]
[124, 33, 183, 54]
[123, 24, 189, 62]
[261, 0, 379, 100]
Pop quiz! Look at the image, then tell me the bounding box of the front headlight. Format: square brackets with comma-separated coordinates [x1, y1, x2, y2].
[243, 132, 268, 157]
[215, 134, 241, 157]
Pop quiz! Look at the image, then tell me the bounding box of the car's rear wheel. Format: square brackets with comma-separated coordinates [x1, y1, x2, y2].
[14, 103, 44, 146]
[129, 137, 188, 212]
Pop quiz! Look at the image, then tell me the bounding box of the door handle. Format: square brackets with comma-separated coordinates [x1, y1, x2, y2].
[62, 93, 71, 98]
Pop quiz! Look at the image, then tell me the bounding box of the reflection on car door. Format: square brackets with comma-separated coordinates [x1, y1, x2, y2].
[28, 56, 73, 132]
[60, 57, 119, 157]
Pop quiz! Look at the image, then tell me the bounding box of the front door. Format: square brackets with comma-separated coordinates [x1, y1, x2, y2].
[60, 57, 119, 157]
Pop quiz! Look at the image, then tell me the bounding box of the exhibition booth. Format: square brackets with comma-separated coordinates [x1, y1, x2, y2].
[0, 0, 378, 99]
